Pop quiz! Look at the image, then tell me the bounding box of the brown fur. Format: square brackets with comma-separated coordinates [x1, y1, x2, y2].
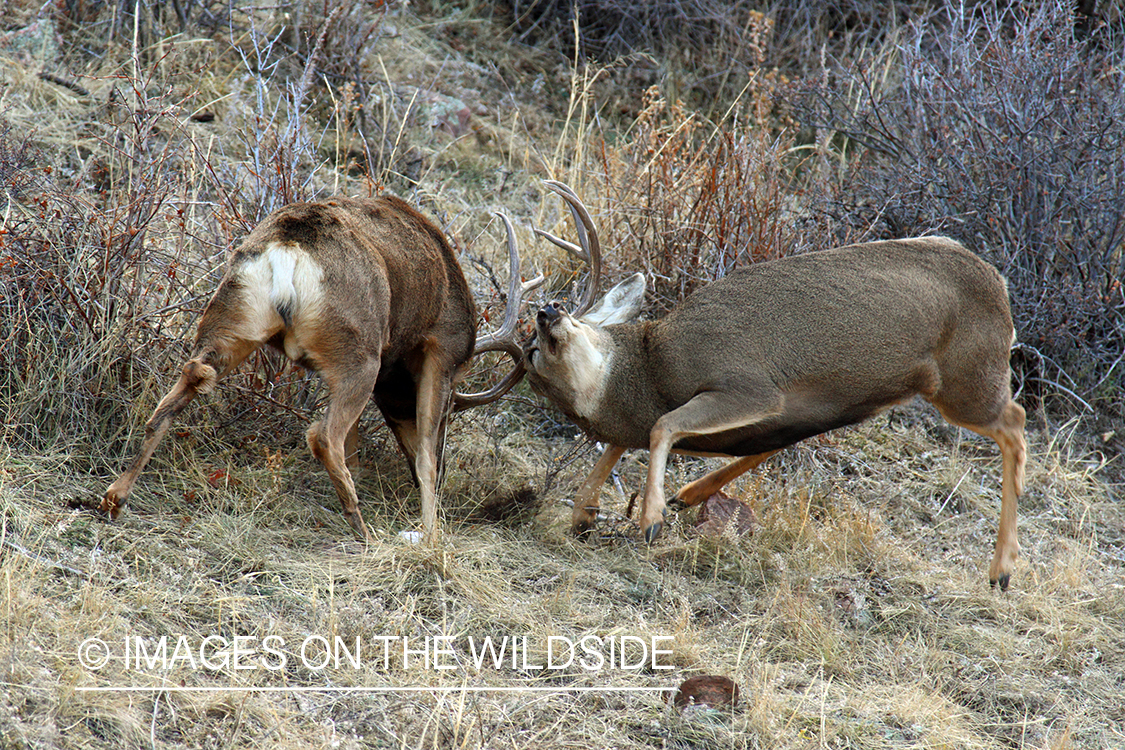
[527, 236, 1027, 589]
[103, 196, 477, 542]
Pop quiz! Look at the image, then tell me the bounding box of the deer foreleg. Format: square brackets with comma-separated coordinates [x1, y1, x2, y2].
[641, 390, 783, 543]
[570, 444, 626, 537]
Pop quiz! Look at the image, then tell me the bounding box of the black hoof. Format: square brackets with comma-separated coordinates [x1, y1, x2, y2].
[571, 515, 596, 539]
[990, 574, 1011, 592]
[643, 522, 664, 544]
[93, 496, 123, 520]
[667, 496, 687, 513]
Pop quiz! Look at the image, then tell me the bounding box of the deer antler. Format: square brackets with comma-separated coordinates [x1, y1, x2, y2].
[453, 212, 545, 410]
[453, 180, 601, 409]
[533, 180, 603, 318]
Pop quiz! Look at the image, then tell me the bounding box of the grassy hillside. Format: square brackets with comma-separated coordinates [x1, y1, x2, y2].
[1, 1, 1122, 748]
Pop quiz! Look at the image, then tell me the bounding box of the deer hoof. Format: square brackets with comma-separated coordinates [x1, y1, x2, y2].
[345, 514, 373, 545]
[571, 507, 599, 539]
[571, 519, 596, 540]
[989, 546, 1017, 592]
[98, 494, 123, 520]
[667, 496, 687, 512]
[643, 521, 664, 544]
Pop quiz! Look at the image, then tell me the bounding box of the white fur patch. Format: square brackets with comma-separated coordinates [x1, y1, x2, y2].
[556, 316, 610, 419]
[237, 243, 324, 359]
[266, 242, 324, 317]
[580, 272, 645, 326]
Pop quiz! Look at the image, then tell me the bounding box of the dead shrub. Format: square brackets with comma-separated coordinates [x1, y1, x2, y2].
[785, 1, 1125, 416]
[593, 70, 801, 313]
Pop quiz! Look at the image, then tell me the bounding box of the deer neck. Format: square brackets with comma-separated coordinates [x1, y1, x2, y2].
[563, 325, 616, 421]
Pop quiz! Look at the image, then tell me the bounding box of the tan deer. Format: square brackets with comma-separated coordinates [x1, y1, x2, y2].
[522, 181, 1027, 589]
[102, 195, 540, 542]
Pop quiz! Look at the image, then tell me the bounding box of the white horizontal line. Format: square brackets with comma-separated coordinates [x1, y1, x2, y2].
[76, 686, 673, 694]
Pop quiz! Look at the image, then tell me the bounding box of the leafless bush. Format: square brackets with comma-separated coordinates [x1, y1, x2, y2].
[56, 0, 232, 60]
[0, 3, 343, 455]
[540, 11, 808, 314]
[761, 0, 960, 79]
[0, 115, 203, 453]
[786, 1, 1125, 414]
[492, 0, 951, 111]
[594, 85, 802, 313]
[500, 0, 780, 109]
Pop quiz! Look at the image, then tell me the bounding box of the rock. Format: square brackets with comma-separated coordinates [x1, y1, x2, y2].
[694, 491, 756, 538]
[670, 675, 740, 711]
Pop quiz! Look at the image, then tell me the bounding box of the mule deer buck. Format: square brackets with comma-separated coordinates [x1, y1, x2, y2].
[102, 195, 541, 542]
[522, 181, 1027, 589]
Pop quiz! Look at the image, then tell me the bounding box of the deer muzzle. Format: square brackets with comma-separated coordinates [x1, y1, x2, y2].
[534, 302, 566, 356]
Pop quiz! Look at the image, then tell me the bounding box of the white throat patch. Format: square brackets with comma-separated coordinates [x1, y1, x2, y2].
[555, 317, 611, 419]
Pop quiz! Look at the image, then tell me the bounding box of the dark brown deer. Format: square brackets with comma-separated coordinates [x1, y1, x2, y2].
[522, 181, 1027, 589]
[102, 195, 540, 542]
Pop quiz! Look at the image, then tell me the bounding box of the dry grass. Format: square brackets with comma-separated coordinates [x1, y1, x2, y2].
[2, 2, 1123, 749]
[3, 406, 1123, 749]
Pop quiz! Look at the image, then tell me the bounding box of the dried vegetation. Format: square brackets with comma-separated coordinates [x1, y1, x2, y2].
[1, 0, 1122, 748]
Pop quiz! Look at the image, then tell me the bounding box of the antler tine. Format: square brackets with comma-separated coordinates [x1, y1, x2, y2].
[532, 180, 603, 318]
[453, 212, 545, 411]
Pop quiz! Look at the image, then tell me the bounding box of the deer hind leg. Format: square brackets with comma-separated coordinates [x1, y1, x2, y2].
[935, 396, 1026, 590]
[642, 388, 784, 543]
[307, 361, 381, 545]
[408, 337, 458, 540]
[570, 444, 626, 537]
[668, 450, 781, 512]
[103, 266, 284, 520]
[101, 358, 221, 518]
[101, 323, 267, 519]
[344, 418, 361, 474]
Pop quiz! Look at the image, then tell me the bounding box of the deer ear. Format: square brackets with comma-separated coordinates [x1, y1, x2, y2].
[581, 272, 646, 326]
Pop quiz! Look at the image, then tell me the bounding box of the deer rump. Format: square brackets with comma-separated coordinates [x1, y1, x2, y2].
[227, 197, 476, 412]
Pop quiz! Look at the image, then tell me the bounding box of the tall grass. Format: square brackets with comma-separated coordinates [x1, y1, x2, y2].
[2, 2, 1123, 748]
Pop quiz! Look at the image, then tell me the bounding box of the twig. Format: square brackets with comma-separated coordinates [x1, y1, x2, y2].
[283, 6, 345, 155]
[37, 72, 90, 97]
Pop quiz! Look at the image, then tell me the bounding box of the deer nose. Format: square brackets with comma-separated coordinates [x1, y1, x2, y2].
[537, 302, 563, 327]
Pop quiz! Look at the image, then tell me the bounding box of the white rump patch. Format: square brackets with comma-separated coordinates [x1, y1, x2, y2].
[237, 242, 324, 358]
[264, 242, 323, 316]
